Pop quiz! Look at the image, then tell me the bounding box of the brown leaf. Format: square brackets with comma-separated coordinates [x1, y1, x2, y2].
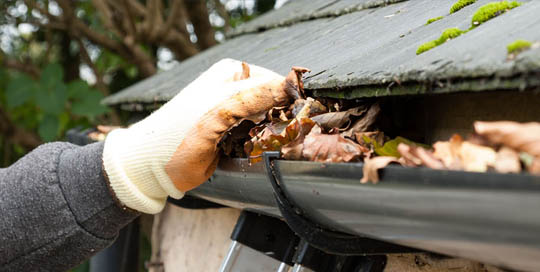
[281, 118, 318, 160]
[355, 131, 385, 147]
[246, 118, 316, 163]
[281, 141, 304, 160]
[267, 106, 290, 122]
[474, 121, 540, 156]
[342, 103, 381, 138]
[302, 126, 368, 163]
[433, 134, 498, 172]
[494, 147, 521, 174]
[433, 134, 463, 170]
[311, 106, 367, 131]
[353, 131, 386, 159]
[458, 141, 497, 172]
[283, 67, 311, 100]
[291, 98, 327, 118]
[397, 143, 445, 169]
[361, 156, 400, 184]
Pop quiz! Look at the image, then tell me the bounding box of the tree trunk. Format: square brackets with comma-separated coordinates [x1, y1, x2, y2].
[185, 0, 217, 50]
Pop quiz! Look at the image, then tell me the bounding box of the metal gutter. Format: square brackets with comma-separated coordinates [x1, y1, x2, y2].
[191, 157, 540, 272]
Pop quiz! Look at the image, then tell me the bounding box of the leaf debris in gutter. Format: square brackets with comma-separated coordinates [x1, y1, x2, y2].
[219, 65, 540, 184]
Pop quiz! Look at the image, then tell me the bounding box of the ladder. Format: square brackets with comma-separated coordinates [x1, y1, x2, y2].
[218, 211, 408, 272]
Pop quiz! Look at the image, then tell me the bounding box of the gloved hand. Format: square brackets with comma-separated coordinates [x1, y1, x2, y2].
[102, 59, 308, 214]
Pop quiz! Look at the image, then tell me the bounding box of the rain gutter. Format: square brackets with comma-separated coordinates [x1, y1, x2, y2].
[190, 154, 540, 272]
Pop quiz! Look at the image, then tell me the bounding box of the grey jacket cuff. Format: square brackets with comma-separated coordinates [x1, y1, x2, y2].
[57, 141, 139, 239]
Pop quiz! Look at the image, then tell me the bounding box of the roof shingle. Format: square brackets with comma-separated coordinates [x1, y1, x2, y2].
[103, 0, 540, 106]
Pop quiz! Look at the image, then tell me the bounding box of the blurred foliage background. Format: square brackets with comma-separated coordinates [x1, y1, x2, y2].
[0, 0, 283, 167]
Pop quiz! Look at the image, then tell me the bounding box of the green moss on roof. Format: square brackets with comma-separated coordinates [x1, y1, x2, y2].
[417, 28, 465, 55]
[507, 39, 532, 54]
[426, 16, 444, 25]
[450, 0, 477, 13]
[471, 1, 521, 28]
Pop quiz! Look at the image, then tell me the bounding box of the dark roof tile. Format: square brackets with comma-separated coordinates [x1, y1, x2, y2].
[104, 0, 540, 105]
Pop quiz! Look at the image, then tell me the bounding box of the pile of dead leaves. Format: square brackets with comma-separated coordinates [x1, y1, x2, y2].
[362, 121, 540, 183]
[242, 98, 384, 163]
[227, 96, 540, 184]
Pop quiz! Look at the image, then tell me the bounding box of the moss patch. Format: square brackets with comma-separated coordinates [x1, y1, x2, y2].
[471, 1, 521, 28]
[417, 28, 466, 55]
[507, 39, 532, 55]
[426, 16, 444, 25]
[450, 0, 477, 13]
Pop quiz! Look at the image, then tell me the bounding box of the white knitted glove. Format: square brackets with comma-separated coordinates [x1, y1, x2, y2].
[102, 59, 308, 213]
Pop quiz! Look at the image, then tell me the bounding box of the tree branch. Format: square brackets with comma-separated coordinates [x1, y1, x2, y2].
[2, 57, 40, 78]
[184, 0, 216, 50]
[160, 31, 199, 60]
[163, 0, 185, 35]
[144, 0, 164, 43]
[92, 0, 123, 38]
[119, 0, 138, 39]
[75, 38, 108, 95]
[126, 0, 146, 18]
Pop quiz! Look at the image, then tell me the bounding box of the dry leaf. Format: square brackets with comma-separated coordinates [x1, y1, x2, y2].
[433, 134, 463, 170]
[397, 143, 445, 169]
[353, 131, 385, 158]
[267, 106, 290, 122]
[281, 119, 318, 160]
[342, 103, 381, 138]
[474, 121, 540, 156]
[302, 126, 368, 163]
[361, 156, 400, 184]
[311, 106, 367, 131]
[371, 136, 430, 158]
[289, 66, 311, 99]
[355, 131, 385, 146]
[281, 139, 304, 160]
[494, 147, 521, 174]
[458, 142, 497, 172]
[246, 118, 315, 163]
[220, 121, 255, 156]
[291, 98, 327, 118]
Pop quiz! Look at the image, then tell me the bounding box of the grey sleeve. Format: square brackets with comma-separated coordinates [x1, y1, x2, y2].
[0, 141, 139, 271]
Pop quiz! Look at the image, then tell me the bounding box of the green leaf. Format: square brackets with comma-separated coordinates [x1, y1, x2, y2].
[35, 80, 68, 115]
[38, 114, 59, 141]
[58, 111, 70, 132]
[71, 90, 109, 118]
[5, 75, 36, 108]
[67, 80, 90, 99]
[374, 136, 430, 158]
[0, 68, 9, 88]
[40, 63, 63, 89]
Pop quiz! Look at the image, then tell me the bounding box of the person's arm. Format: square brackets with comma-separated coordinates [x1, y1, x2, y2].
[0, 141, 138, 271]
[0, 59, 305, 271]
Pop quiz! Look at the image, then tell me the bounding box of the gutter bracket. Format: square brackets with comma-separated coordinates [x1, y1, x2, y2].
[262, 151, 419, 256]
